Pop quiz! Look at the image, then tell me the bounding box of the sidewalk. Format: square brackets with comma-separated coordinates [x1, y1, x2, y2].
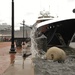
[0, 46, 10, 75]
[2, 53, 34, 75]
[0, 44, 34, 75]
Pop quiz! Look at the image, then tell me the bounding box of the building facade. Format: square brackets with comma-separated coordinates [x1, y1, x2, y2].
[0, 23, 31, 41]
[0, 23, 11, 41]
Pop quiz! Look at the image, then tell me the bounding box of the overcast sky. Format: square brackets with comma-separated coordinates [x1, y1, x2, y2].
[0, 0, 75, 30]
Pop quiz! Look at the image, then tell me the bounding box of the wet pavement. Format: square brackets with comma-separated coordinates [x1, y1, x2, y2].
[2, 54, 34, 75]
[0, 42, 75, 75]
[0, 42, 34, 75]
[0, 43, 10, 75]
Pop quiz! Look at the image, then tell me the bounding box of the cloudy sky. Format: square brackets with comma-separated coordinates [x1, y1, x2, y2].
[0, 0, 75, 30]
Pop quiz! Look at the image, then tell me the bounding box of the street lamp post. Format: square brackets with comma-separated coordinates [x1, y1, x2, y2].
[9, 0, 16, 65]
[20, 20, 25, 45]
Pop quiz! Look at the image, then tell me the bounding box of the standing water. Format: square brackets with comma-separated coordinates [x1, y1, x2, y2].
[30, 23, 39, 58]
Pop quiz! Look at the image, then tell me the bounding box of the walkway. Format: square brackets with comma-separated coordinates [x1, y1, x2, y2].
[0, 42, 34, 75]
[2, 54, 34, 75]
[0, 46, 10, 75]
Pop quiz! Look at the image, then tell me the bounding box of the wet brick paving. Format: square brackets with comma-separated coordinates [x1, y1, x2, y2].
[0, 42, 10, 75]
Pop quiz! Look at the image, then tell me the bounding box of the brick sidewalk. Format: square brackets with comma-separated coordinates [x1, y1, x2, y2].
[0, 46, 10, 75]
[0, 42, 34, 75]
[2, 54, 34, 75]
[0, 42, 11, 48]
